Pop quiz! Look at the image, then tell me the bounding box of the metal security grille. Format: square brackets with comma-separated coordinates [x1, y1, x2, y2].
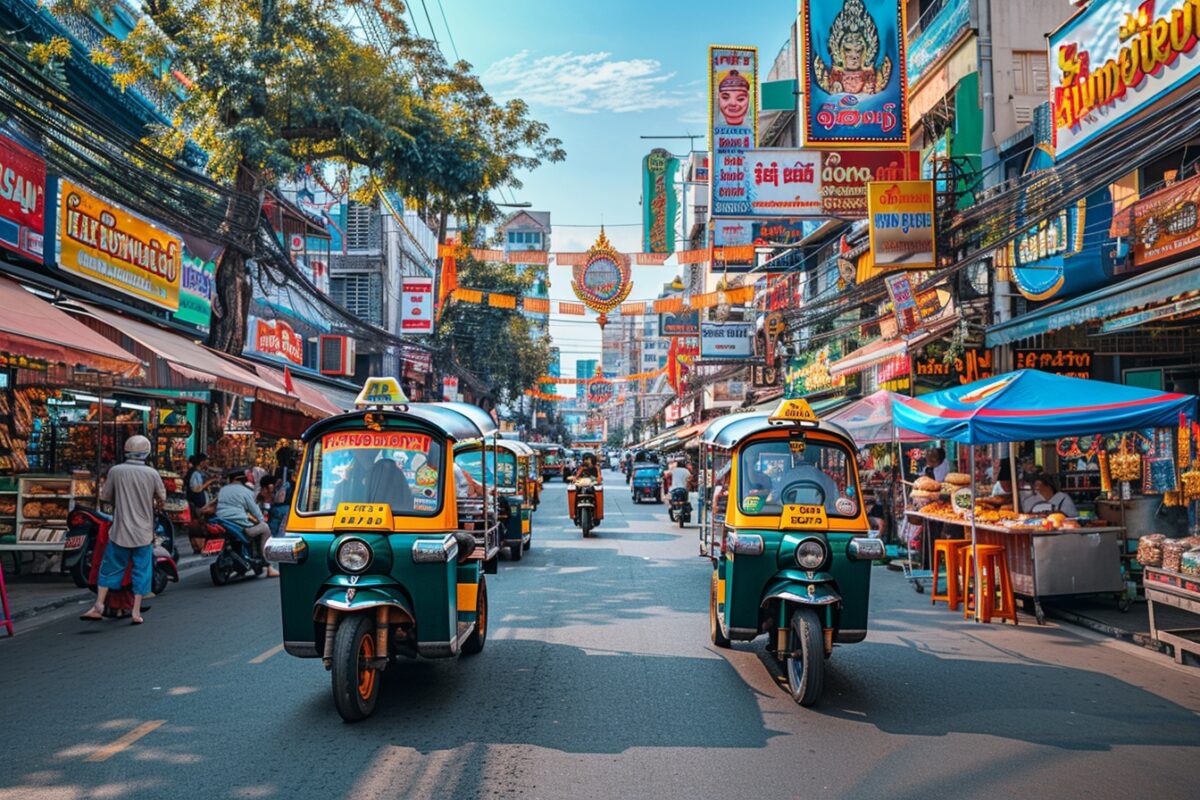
[331, 272, 383, 326]
[345, 202, 373, 251]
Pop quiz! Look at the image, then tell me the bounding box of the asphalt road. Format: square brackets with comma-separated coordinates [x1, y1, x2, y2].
[2, 469, 1199, 800]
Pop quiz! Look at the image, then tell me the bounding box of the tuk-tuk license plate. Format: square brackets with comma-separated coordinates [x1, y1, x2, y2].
[63, 535, 85, 550]
[202, 538, 225, 555]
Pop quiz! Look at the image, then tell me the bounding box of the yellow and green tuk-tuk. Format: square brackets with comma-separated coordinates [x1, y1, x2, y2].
[454, 438, 536, 561]
[699, 399, 884, 706]
[264, 378, 502, 722]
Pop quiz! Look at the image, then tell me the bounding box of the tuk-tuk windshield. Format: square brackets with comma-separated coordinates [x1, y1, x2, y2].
[457, 448, 518, 488]
[299, 431, 445, 516]
[739, 438, 858, 517]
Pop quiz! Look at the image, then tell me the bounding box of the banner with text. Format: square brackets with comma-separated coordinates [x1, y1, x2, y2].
[867, 180, 936, 270]
[710, 45, 758, 216]
[700, 321, 754, 360]
[0, 131, 45, 263]
[642, 149, 679, 253]
[401, 276, 434, 334]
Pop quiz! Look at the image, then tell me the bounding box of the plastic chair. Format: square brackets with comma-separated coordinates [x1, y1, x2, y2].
[930, 538, 971, 609]
[0, 562, 13, 637]
[963, 544, 1018, 625]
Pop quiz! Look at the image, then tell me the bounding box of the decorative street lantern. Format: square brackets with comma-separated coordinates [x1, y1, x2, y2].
[571, 227, 632, 330]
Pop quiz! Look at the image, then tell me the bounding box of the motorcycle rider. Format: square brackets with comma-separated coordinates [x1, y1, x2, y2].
[668, 459, 692, 495]
[575, 453, 602, 482]
[215, 469, 277, 577]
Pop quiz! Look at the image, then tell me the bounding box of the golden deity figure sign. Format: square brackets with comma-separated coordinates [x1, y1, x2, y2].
[571, 228, 632, 330]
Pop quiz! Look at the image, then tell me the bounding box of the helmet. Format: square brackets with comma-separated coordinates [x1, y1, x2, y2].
[124, 435, 152, 459]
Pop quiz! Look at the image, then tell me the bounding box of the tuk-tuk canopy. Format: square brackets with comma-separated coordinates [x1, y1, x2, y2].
[302, 401, 498, 443]
[700, 411, 855, 449]
[891, 369, 1198, 445]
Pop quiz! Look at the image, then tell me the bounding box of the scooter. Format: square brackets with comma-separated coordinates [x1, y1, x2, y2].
[667, 487, 692, 528]
[63, 507, 179, 595]
[572, 478, 599, 538]
[204, 517, 268, 585]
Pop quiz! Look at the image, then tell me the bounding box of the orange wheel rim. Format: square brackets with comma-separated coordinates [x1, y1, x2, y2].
[357, 633, 376, 700]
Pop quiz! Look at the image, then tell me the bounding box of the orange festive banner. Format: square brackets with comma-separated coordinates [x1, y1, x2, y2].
[620, 302, 646, 316]
[654, 296, 684, 313]
[523, 297, 550, 314]
[488, 293, 517, 309]
[691, 291, 720, 309]
[557, 301, 586, 315]
[635, 253, 672, 265]
[553, 252, 589, 266]
[452, 288, 483, 304]
[507, 250, 548, 265]
[676, 248, 710, 264]
[470, 248, 505, 262]
[714, 245, 756, 262]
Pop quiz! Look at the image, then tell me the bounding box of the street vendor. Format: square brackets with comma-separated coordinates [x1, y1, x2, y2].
[1021, 474, 1078, 516]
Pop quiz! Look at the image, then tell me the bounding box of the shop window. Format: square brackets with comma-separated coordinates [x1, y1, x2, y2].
[330, 273, 383, 326]
[1012, 51, 1049, 96]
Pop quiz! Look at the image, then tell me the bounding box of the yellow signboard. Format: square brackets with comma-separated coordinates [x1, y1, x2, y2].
[867, 180, 936, 271]
[57, 179, 182, 310]
[354, 376, 409, 407]
[769, 398, 819, 424]
[781, 504, 828, 530]
[333, 502, 394, 531]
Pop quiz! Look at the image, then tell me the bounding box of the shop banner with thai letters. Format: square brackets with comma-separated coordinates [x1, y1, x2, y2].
[820, 150, 919, 218]
[700, 321, 753, 360]
[642, 149, 679, 253]
[1130, 171, 1200, 267]
[53, 178, 182, 310]
[710, 46, 758, 216]
[785, 343, 846, 399]
[739, 148, 822, 218]
[867, 180, 936, 270]
[1051, 0, 1200, 160]
[800, 0, 909, 147]
[400, 276, 434, 334]
[252, 317, 304, 365]
[0, 131, 45, 263]
[1014, 348, 1093, 379]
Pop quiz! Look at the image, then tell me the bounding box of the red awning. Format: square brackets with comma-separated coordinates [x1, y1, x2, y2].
[249, 363, 343, 419]
[830, 338, 908, 377]
[67, 303, 294, 407]
[0, 276, 143, 377]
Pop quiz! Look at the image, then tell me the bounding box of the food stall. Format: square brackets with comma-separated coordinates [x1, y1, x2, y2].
[892, 370, 1197, 623]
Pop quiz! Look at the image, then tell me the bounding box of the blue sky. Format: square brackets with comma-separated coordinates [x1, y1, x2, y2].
[438, 0, 798, 373]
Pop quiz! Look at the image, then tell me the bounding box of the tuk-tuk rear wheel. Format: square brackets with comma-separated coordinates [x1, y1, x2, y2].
[709, 570, 731, 648]
[785, 607, 825, 707]
[461, 576, 488, 655]
[331, 614, 381, 722]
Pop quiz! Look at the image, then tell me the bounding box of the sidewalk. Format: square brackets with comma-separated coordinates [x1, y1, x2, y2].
[2, 553, 206, 624]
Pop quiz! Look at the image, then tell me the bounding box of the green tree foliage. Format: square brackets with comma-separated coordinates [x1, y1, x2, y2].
[606, 423, 625, 450]
[436, 254, 550, 409]
[51, 0, 564, 352]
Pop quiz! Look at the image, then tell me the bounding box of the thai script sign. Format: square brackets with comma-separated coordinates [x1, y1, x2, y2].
[801, 0, 909, 147]
[0, 132, 45, 263]
[700, 322, 753, 360]
[710, 46, 758, 216]
[253, 318, 304, 365]
[400, 276, 434, 334]
[1052, 0, 1200, 159]
[914, 348, 995, 386]
[54, 178, 181, 310]
[1014, 348, 1093, 379]
[740, 148, 822, 218]
[820, 150, 919, 218]
[867, 180, 936, 270]
[642, 149, 679, 253]
[1130, 170, 1200, 267]
[785, 344, 846, 398]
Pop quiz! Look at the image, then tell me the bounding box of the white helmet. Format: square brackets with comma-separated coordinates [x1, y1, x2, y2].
[125, 435, 152, 459]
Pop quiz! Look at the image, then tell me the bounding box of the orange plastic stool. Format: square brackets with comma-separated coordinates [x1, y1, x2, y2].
[963, 544, 1018, 625]
[930, 538, 971, 608]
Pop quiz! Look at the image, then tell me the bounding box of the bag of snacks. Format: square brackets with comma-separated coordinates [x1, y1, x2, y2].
[1163, 539, 1189, 572]
[1136, 534, 1165, 567]
[1181, 548, 1200, 577]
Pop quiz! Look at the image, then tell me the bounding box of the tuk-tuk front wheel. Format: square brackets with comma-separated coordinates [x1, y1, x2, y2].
[785, 607, 824, 707]
[709, 570, 730, 648]
[331, 614, 382, 722]
[461, 576, 488, 655]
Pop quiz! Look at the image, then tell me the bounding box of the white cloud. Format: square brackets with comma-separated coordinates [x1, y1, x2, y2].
[484, 50, 692, 114]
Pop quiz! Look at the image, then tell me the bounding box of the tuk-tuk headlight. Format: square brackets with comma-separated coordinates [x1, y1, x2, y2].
[795, 539, 828, 570]
[336, 538, 372, 573]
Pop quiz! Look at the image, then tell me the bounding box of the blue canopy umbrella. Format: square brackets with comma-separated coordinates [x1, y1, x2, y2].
[891, 370, 1196, 445]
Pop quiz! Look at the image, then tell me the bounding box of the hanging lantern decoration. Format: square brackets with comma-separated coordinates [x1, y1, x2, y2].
[571, 227, 632, 330]
[587, 374, 615, 407]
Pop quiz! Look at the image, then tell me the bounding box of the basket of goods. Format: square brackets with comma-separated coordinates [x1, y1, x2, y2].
[1137, 534, 1166, 567]
[1181, 549, 1200, 577]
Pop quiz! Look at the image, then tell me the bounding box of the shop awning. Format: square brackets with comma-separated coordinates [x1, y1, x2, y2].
[986, 257, 1200, 346]
[0, 276, 143, 377]
[249, 364, 344, 419]
[292, 375, 359, 412]
[68, 303, 293, 407]
[892, 369, 1197, 445]
[827, 390, 929, 445]
[830, 338, 907, 377]
[657, 421, 709, 451]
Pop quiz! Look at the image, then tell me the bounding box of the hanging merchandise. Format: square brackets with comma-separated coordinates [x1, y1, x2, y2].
[570, 228, 632, 330]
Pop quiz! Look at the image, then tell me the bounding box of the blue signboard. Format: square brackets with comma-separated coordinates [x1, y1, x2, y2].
[907, 0, 971, 86]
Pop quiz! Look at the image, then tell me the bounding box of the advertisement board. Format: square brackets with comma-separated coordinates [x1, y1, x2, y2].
[642, 148, 679, 253]
[700, 321, 753, 360]
[1051, 0, 1200, 159]
[1130, 171, 1200, 268]
[1014, 348, 1093, 379]
[400, 276, 434, 333]
[867, 180, 936, 270]
[884, 273, 923, 335]
[739, 148, 822, 218]
[252, 318, 305, 365]
[710, 46, 758, 216]
[53, 178, 182, 310]
[784, 343, 846, 398]
[0, 131, 45, 263]
[800, 0, 909, 147]
[173, 234, 222, 332]
[907, 0, 970, 86]
[820, 150, 919, 218]
[659, 308, 701, 337]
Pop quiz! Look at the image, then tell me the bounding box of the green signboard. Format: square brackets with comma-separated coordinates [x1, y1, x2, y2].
[642, 148, 679, 254]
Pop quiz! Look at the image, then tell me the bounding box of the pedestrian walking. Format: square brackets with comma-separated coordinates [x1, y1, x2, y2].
[80, 435, 165, 625]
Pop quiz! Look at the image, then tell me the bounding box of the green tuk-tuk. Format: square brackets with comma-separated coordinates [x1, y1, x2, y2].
[264, 378, 502, 721]
[699, 398, 883, 706]
[454, 438, 536, 561]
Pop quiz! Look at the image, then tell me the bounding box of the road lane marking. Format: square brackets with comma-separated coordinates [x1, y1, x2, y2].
[85, 720, 165, 762]
[250, 643, 285, 664]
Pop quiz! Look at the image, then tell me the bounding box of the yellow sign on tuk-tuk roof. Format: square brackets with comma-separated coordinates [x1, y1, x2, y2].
[355, 377, 409, 408]
[769, 398, 819, 425]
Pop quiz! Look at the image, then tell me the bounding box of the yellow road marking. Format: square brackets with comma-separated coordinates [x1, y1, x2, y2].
[249, 643, 285, 664]
[85, 720, 165, 762]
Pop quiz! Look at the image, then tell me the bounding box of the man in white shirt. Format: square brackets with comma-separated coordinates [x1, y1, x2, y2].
[925, 447, 950, 483]
[216, 470, 276, 576]
[668, 460, 692, 495]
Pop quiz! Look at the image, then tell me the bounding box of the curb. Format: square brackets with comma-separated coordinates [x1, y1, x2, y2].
[9, 554, 210, 623]
[1042, 604, 1169, 654]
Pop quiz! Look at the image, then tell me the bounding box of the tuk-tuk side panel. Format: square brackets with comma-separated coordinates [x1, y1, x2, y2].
[279, 533, 336, 649]
[827, 531, 871, 636]
[393, 534, 458, 646]
[724, 529, 785, 637]
[455, 561, 481, 629]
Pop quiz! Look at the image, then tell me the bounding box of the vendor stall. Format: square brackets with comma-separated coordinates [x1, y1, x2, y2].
[892, 369, 1197, 623]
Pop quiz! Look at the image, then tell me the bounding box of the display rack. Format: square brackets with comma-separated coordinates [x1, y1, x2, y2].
[3, 475, 95, 557]
[1144, 567, 1200, 665]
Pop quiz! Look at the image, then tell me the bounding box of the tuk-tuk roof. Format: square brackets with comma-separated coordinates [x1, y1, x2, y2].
[302, 402, 498, 443]
[455, 438, 536, 457]
[700, 412, 855, 449]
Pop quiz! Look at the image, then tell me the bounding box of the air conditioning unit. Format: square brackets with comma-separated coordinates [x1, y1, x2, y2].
[319, 335, 356, 377]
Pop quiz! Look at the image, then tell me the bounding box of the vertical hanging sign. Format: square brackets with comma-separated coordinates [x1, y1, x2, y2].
[710, 46, 758, 217]
[800, 0, 909, 147]
[642, 149, 679, 254]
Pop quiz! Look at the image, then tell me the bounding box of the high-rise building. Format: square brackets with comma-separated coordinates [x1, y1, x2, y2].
[575, 359, 598, 403]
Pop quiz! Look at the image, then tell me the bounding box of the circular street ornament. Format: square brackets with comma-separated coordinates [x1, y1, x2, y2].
[588, 377, 614, 406]
[572, 228, 632, 330]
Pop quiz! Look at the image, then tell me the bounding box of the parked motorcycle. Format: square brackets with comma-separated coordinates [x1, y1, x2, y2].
[63, 507, 179, 596]
[204, 517, 268, 585]
[667, 487, 692, 528]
